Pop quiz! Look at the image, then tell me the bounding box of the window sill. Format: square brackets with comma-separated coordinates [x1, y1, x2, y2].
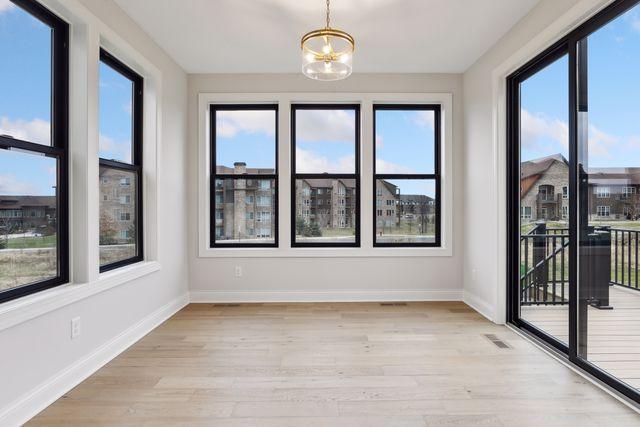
[198, 247, 452, 258]
[0, 261, 161, 332]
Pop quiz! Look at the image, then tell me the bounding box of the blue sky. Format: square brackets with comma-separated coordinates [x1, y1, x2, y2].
[215, 108, 435, 196]
[0, 1, 132, 195]
[521, 3, 640, 168]
[98, 62, 133, 163]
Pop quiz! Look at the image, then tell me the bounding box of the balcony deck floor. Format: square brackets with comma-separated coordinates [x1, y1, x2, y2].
[521, 285, 640, 389]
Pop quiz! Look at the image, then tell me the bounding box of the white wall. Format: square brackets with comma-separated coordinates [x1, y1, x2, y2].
[188, 74, 464, 301]
[0, 0, 188, 423]
[462, 0, 599, 321]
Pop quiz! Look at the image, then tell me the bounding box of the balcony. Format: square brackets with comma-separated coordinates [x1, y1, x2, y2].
[519, 223, 640, 389]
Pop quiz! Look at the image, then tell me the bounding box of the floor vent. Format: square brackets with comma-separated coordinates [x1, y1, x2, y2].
[380, 302, 408, 306]
[212, 303, 241, 307]
[484, 334, 510, 349]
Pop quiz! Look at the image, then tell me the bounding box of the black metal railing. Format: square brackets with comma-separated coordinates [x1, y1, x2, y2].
[520, 223, 569, 306]
[611, 228, 640, 291]
[520, 224, 640, 306]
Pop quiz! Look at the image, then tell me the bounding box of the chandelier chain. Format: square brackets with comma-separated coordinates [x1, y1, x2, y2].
[326, 0, 330, 28]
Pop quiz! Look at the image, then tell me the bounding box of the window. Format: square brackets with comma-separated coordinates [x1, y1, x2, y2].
[211, 105, 278, 247]
[374, 105, 440, 246]
[99, 49, 143, 271]
[596, 206, 610, 218]
[520, 206, 532, 219]
[562, 206, 568, 219]
[622, 187, 636, 199]
[292, 105, 360, 246]
[0, 0, 68, 303]
[562, 186, 568, 199]
[595, 186, 610, 198]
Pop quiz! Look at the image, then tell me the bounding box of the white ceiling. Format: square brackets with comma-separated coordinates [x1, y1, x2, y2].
[114, 0, 540, 74]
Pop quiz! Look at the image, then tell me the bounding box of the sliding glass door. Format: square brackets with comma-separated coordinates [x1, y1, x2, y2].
[508, 0, 640, 404]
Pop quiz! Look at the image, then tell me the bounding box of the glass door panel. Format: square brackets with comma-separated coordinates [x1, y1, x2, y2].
[577, 2, 640, 393]
[517, 54, 571, 344]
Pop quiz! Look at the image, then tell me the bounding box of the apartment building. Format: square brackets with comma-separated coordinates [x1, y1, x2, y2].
[520, 154, 640, 221]
[0, 196, 56, 231]
[214, 163, 276, 241]
[98, 167, 136, 244]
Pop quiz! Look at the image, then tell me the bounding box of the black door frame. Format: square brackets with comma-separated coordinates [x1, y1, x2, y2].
[507, 0, 640, 405]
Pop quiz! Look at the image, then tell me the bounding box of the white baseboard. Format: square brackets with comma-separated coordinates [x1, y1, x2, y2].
[0, 293, 189, 427]
[190, 289, 463, 303]
[463, 290, 496, 323]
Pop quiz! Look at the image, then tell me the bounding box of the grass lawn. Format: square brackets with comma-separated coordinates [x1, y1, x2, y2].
[5, 235, 57, 249]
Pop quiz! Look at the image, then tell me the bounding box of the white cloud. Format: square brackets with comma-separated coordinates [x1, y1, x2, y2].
[295, 148, 354, 173]
[413, 111, 434, 129]
[216, 110, 275, 139]
[628, 136, 640, 148]
[0, 0, 15, 14]
[0, 174, 37, 195]
[588, 124, 616, 158]
[633, 19, 640, 32]
[375, 159, 414, 174]
[100, 133, 132, 163]
[520, 109, 568, 151]
[296, 110, 355, 143]
[0, 117, 50, 145]
[123, 101, 132, 116]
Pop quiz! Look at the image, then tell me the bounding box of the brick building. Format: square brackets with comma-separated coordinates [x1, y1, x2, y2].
[99, 167, 136, 244]
[214, 163, 276, 241]
[520, 154, 640, 222]
[0, 196, 57, 232]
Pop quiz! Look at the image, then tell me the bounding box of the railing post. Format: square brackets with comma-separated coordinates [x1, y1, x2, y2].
[533, 221, 548, 301]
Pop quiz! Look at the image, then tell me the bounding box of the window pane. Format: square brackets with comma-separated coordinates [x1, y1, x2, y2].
[99, 166, 137, 265]
[295, 109, 356, 174]
[214, 178, 276, 244]
[0, 150, 58, 291]
[294, 179, 356, 244]
[518, 54, 570, 344]
[99, 61, 133, 163]
[375, 179, 436, 244]
[375, 109, 435, 174]
[0, 3, 52, 146]
[215, 109, 276, 174]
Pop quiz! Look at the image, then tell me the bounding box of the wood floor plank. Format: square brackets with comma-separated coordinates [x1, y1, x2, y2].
[26, 301, 638, 426]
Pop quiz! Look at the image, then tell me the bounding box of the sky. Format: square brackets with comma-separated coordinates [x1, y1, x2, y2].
[521, 3, 640, 169]
[3, 1, 640, 198]
[215, 108, 436, 196]
[0, 1, 132, 196]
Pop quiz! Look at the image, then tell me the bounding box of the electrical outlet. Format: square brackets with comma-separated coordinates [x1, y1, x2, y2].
[472, 268, 478, 282]
[235, 265, 242, 278]
[71, 317, 81, 339]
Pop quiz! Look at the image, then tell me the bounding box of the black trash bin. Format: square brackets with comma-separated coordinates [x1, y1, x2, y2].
[580, 226, 613, 309]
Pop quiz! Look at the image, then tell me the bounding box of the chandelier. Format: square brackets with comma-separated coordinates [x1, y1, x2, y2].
[301, 0, 354, 81]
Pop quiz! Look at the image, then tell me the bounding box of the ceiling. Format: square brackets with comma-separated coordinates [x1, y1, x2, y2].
[114, 0, 540, 74]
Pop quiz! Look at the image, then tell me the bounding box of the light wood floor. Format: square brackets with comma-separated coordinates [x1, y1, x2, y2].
[522, 285, 640, 389]
[28, 302, 639, 426]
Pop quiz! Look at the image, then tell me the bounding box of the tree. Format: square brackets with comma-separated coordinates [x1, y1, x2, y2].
[99, 212, 118, 245]
[295, 216, 306, 236]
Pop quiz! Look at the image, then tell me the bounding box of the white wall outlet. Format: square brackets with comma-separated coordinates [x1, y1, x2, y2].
[71, 317, 81, 339]
[234, 265, 242, 278]
[472, 268, 478, 282]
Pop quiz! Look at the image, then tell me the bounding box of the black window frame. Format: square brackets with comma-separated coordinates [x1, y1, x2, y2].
[210, 104, 279, 248]
[373, 104, 441, 248]
[291, 104, 361, 248]
[98, 48, 144, 272]
[506, 0, 640, 405]
[0, 0, 69, 303]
